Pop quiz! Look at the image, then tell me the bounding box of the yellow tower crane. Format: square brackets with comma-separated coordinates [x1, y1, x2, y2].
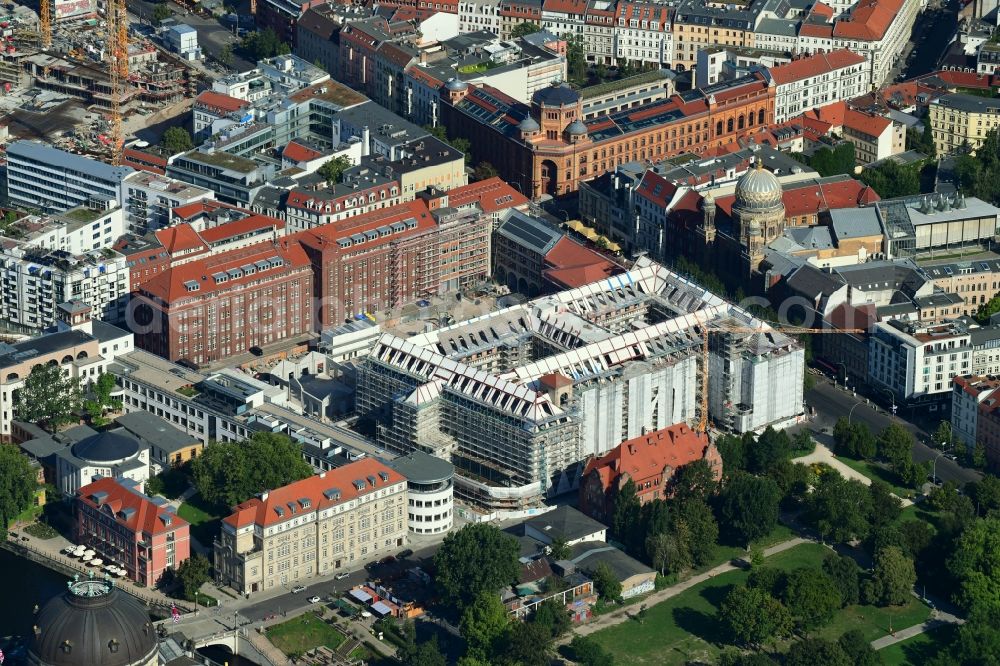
[115, 0, 128, 80]
[40, 0, 51, 49]
[105, 0, 123, 166]
[696, 322, 864, 434]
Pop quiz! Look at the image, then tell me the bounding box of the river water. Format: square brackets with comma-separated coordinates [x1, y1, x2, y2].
[0, 547, 68, 639]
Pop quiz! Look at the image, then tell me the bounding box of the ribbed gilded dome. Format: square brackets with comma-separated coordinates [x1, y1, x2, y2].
[734, 161, 783, 212]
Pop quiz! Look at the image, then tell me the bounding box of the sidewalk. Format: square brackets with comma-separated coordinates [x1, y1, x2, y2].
[871, 609, 963, 650]
[563, 537, 808, 641]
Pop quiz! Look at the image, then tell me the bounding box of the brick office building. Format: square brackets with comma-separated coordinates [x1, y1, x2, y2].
[296, 199, 492, 327]
[440, 73, 775, 199]
[75, 477, 191, 587]
[131, 239, 314, 366]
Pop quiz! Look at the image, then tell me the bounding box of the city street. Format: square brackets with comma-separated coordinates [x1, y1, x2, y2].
[806, 377, 982, 486]
[128, 0, 254, 71]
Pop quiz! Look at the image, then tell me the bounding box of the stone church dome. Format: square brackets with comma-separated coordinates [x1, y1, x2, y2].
[734, 160, 783, 212]
[29, 576, 158, 666]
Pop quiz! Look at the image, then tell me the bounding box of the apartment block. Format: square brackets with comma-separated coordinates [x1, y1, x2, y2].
[6, 140, 134, 214]
[214, 459, 408, 595]
[767, 49, 867, 124]
[76, 477, 191, 587]
[869, 320, 973, 403]
[952, 374, 1000, 452]
[123, 171, 215, 233]
[929, 93, 1000, 154]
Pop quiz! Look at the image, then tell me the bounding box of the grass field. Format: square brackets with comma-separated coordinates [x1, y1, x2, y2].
[587, 542, 932, 665]
[177, 494, 221, 549]
[836, 456, 915, 498]
[879, 624, 958, 665]
[266, 613, 347, 657]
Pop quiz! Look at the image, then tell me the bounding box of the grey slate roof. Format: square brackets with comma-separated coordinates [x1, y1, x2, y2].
[115, 410, 197, 454]
[570, 543, 654, 581]
[523, 505, 606, 543]
[785, 264, 845, 299]
[0, 329, 94, 370]
[828, 208, 883, 240]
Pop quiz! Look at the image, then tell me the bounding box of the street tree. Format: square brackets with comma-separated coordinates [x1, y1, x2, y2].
[161, 127, 194, 154]
[434, 523, 520, 609]
[591, 562, 622, 603]
[0, 445, 37, 537]
[175, 554, 211, 600]
[948, 516, 1000, 618]
[460, 591, 509, 661]
[782, 567, 841, 632]
[719, 585, 791, 647]
[877, 423, 914, 467]
[822, 553, 860, 607]
[15, 363, 82, 431]
[153, 4, 172, 24]
[966, 475, 1000, 514]
[318, 156, 353, 184]
[785, 638, 851, 666]
[933, 421, 954, 449]
[190, 432, 313, 511]
[866, 546, 916, 607]
[716, 472, 781, 547]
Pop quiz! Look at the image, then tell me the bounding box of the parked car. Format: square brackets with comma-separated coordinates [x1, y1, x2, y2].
[335, 571, 350, 580]
[291, 585, 306, 594]
[378, 556, 396, 565]
[398, 549, 413, 559]
[308, 596, 321, 604]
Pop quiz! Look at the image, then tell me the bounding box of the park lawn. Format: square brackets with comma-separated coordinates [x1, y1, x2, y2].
[696, 523, 797, 575]
[879, 624, 958, 665]
[836, 456, 915, 498]
[587, 543, 830, 665]
[177, 495, 221, 549]
[266, 613, 347, 656]
[588, 541, 933, 665]
[813, 596, 931, 644]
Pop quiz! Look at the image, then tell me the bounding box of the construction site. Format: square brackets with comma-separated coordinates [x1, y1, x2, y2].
[355, 257, 806, 511]
[0, 0, 199, 162]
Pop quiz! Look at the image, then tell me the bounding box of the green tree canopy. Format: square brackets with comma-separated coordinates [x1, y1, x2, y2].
[238, 28, 291, 60]
[822, 553, 860, 607]
[866, 546, 916, 607]
[868, 479, 902, 529]
[460, 591, 509, 661]
[566, 636, 614, 666]
[317, 155, 353, 184]
[806, 469, 877, 544]
[670, 457, 719, 502]
[745, 426, 790, 473]
[877, 423, 914, 467]
[502, 621, 552, 666]
[966, 475, 1000, 514]
[948, 516, 1000, 618]
[474, 162, 499, 181]
[719, 584, 791, 647]
[532, 597, 571, 639]
[174, 553, 211, 600]
[161, 127, 194, 154]
[15, 363, 82, 431]
[676, 497, 719, 566]
[591, 561, 622, 603]
[190, 432, 313, 511]
[0, 445, 37, 535]
[716, 472, 781, 547]
[510, 22, 541, 38]
[859, 159, 921, 199]
[611, 478, 640, 544]
[838, 628, 882, 666]
[152, 4, 173, 24]
[434, 523, 520, 609]
[646, 531, 690, 576]
[804, 142, 856, 177]
[404, 636, 447, 666]
[785, 638, 851, 666]
[782, 567, 841, 632]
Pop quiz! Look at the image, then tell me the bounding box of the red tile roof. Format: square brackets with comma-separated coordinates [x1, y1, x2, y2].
[171, 200, 245, 221]
[636, 170, 678, 208]
[543, 236, 621, 289]
[582, 423, 721, 494]
[195, 90, 249, 114]
[139, 238, 311, 303]
[799, 22, 833, 38]
[154, 223, 209, 256]
[297, 200, 435, 246]
[844, 107, 892, 137]
[78, 477, 189, 537]
[446, 177, 529, 214]
[198, 214, 284, 244]
[283, 140, 325, 164]
[768, 49, 866, 86]
[810, 1, 834, 19]
[222, 459, 406, 529]
[832, 0, 904, 40]
[543, 0, 588, 14]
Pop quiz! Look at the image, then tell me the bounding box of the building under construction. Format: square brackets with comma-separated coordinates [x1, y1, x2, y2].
[356, 257, 805, 511]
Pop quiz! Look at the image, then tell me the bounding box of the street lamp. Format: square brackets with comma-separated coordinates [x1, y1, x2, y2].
[848, 401, 863, 424]
[932, 449, 945, 485]
[878, 387, 897, 416]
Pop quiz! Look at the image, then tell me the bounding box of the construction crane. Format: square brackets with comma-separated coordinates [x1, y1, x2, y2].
[39, 0, 50, 49]
[696, 322, 864, 434]
[106, 0, 124, 165]
[115, 0, 127, 79]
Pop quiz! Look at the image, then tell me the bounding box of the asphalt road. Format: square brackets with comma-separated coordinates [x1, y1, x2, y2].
[806, 376, 982, 486]
[128, 0, 254, 71]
